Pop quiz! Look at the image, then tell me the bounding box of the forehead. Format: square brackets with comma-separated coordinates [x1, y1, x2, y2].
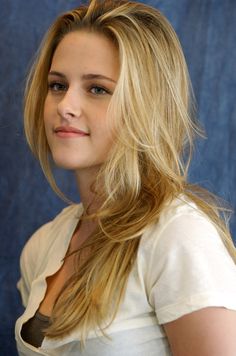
[50, 31, 120, 78]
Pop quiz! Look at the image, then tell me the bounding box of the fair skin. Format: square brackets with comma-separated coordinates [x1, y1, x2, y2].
[43, 30, 236, 355]
[41, 31, 119, 316]
[44, 30, 119, 211]
[164, 307, 236, 355]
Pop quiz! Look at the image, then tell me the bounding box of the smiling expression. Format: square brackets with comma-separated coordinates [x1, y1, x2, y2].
[43, 31, 120, 173]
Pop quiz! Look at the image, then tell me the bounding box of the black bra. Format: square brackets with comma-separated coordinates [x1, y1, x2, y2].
[21, 311, 51, 348]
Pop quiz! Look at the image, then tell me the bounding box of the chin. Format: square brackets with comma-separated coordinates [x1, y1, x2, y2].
[49, 147, 106, 171]
[51, 156, 100, 171]
[50, 154, 78, 170]
[53, 159, 82, 170]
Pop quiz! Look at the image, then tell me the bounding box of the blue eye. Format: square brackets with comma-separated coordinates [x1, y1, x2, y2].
[48, 82, 67, 92]
[90, 86, 108, 95]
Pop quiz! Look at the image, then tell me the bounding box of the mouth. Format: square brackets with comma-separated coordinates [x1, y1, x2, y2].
[54, 126, 89, 138]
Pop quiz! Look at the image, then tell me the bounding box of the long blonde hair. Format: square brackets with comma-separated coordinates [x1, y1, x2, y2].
[24, 0, 236, 344]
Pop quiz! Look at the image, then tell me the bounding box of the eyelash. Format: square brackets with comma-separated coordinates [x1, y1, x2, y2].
[48, 82, 66, 92]
[90, 86, 110, 95]
[48, 81, 111, 96]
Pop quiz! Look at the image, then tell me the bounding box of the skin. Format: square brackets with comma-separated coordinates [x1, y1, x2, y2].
[164, 307, 236, 355]
[40, 31, 120, 316]
[44, 30, 120, 210]
[43, 30, 236, 354]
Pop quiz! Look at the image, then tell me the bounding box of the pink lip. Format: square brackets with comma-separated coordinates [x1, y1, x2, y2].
[54, 126, 89, 138]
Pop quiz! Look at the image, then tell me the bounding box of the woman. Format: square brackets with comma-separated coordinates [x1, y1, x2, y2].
[15, 0, 236, 355]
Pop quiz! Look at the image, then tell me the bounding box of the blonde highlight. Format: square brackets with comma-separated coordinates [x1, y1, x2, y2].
[23, 0, 236, 346]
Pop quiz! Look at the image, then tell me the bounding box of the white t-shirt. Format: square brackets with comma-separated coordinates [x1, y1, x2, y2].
[15, 197, 236, 355]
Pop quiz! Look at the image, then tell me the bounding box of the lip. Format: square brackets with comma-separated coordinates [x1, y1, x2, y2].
[54, 126, 89, 138]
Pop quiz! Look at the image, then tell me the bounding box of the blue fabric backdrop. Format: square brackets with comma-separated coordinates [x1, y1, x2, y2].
[0, 0, 235, 354]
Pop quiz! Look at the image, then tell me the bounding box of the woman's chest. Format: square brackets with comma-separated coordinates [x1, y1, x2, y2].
[38, 226, 92, 316]
[38, 253, 76, 316]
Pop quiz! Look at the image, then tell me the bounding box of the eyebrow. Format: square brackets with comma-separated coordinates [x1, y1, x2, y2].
[48, 71, 117, 83]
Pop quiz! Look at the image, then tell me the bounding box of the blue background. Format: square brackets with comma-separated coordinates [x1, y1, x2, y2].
[0, 0, 235, 354]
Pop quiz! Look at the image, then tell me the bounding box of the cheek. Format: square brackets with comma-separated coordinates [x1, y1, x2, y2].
[98, 125, 116, 153]
[43, 97, 49, 121]
[43, 97, 54, 127]
[92, 119, 114, 142]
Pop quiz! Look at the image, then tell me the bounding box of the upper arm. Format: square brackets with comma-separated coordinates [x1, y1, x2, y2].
[148, 212, 236, 321]
[163, 307, 236, 356]
[144, 204, 236, 354]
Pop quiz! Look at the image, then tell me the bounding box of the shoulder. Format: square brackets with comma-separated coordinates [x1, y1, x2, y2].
[141, 195, 234, 273]
[144, 195, 233, 278]
[138, 196, 236, 323]
[21, 204, 81, 257]
[141, 195, 220, 254]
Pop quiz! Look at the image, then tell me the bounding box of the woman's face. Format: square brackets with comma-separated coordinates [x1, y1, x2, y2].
[44, 31, 119, 173]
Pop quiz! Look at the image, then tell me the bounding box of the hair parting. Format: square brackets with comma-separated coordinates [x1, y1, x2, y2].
[24, 0, 236, 346]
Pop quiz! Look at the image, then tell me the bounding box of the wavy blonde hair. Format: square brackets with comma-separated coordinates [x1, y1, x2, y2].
[24, 0, 236, 345]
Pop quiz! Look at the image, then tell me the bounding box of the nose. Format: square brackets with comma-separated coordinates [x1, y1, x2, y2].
[57, 88, 82, 120]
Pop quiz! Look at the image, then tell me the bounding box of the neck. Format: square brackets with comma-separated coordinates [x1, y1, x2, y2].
[75, 166, 103, 215]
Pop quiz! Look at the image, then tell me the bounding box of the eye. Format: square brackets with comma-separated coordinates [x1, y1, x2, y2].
[90, 86, 110, 95]
[48, 82, 67, 92]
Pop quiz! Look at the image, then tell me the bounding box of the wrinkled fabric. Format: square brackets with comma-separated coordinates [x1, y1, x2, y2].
[1, 1, 236, 354]
[16, 200, 236, 355]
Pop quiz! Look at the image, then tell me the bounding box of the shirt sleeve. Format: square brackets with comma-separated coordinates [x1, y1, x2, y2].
[17, 223, 51, 307]
[147, 211, 236, 324]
